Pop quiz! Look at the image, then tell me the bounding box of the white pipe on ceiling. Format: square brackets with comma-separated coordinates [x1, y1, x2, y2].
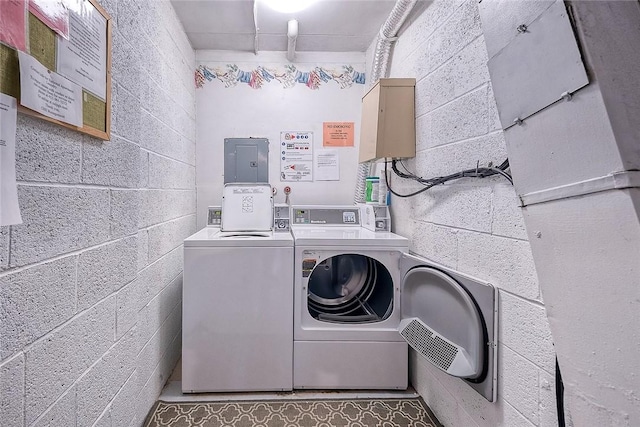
[286, 19, 298, 62]
[253, 0, 259, 54]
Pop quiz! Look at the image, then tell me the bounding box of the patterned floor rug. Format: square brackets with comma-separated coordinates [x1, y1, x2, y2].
[144, 398, 441, 427]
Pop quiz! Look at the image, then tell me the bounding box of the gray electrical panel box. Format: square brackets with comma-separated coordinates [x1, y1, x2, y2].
[224, 138, 269, 183]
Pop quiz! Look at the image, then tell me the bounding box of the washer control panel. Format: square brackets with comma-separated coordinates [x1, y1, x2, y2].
[207, 206, 222, 227]
[292, 207, 360, 226]
[273, 204, 291, 232]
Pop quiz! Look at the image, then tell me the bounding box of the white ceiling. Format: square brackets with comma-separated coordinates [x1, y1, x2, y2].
[171, 0, 399, 52]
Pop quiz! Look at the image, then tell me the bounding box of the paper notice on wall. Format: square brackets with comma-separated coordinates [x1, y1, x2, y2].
[56, 0, 107, 100]
[29, 0, 69, 39]
[0, 94, 22, 226]
[0, 0, 27, 51]
[315, 149, 339, 181]
[18, 51, 83, 127]
[280, 131, 313, 182]
[323, 122, 354, 147]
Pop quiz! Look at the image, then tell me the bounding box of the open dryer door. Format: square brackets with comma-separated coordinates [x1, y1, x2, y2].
[399, 253, 498, 402]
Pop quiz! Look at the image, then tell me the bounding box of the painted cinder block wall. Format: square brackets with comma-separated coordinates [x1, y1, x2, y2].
[370, 1, 559, 425]
[0, 1, 196, 426]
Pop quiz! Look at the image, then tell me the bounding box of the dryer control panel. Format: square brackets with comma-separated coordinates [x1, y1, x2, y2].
[359, 204, 391, 232]
[292, 206, 360, 226]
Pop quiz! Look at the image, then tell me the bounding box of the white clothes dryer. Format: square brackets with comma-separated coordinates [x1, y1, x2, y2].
[291, 206, 498, 401]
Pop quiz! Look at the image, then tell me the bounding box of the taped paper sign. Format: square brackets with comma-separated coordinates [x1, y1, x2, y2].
[280, 131, 313, 182]
[323, 122, 354, 147]
[0, 93, 22, 226]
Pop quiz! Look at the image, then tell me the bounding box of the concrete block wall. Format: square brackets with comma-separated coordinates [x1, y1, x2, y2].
[0, 0, 196, 425]
[376, 1, 558, 425]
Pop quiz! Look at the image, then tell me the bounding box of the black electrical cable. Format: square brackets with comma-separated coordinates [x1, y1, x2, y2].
[398, 159, 415, 176]
[556, 357, 566, 427]
[393, 159, 513, 185]
[385, 158, 513, 198]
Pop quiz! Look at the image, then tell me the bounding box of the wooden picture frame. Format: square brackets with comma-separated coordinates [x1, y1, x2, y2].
[0, 0, 112, 140]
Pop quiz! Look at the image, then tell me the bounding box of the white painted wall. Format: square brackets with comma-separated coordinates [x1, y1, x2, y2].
[374, 1, 557, 425]
[0, 1, 196, 426]
[195, 51, 365, 228]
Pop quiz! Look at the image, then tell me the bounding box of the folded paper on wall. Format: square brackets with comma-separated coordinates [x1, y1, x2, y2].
[29, 0, 69, 39]
[0, 0, 27, 51]
[0, 93, 22, 226]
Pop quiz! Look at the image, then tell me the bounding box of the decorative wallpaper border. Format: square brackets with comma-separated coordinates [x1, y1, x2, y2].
[195, 64, 365, 90]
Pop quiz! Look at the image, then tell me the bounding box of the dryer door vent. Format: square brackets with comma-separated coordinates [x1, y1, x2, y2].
[401, 266, 485, 380]
[399, 317, 477, 377]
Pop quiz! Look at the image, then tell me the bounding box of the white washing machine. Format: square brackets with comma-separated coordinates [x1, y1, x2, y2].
[182, 184, 294, 392]
[291, 205, 498, 401]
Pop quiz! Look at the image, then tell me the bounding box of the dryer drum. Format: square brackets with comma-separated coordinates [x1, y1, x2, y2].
[307, 254, 394, 322]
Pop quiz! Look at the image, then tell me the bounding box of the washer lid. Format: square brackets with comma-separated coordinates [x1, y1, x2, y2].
[184, 227, 293, 247]
[291, 227, 408, 247]
[221, 183, 273, 232]
[400, 265, 485, 380]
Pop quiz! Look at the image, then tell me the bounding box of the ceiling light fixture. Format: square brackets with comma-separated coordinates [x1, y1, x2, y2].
[262, 0, 317, 14]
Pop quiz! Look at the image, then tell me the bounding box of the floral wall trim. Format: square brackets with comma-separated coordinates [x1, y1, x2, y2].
[195, 64, 366, 90]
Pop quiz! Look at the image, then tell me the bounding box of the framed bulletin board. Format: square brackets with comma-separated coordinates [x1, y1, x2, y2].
[0, 0, 112, 140]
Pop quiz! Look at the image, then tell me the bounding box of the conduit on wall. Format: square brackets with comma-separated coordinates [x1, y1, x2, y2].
[354, 0, 418, 203]
[287, 19, 298, 62]
[253, 0, 259, 54]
